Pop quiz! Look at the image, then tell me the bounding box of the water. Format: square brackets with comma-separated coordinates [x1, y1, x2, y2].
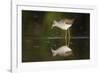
[22, 10, 90, 62]
[22, 36, 89, 62]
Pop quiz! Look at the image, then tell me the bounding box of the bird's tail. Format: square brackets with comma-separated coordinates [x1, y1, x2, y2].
[51, 49, 57, 56]
[51, 24, 55, 29]
[51, 20, 57, 29]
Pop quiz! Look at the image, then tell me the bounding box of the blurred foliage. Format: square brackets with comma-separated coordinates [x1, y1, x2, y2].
[22, 10, 90, 62]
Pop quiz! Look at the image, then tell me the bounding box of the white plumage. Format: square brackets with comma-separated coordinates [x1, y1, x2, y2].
[51, 19, 74, 30]
[51, 45, 72, 57]
[51, 19, 74, 57]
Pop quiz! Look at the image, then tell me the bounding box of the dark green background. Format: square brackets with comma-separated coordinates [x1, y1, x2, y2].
[22, 10, 90, 62]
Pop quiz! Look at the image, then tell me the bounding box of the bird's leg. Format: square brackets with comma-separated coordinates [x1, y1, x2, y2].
[65, 30, 67, 45]
[68, 28, 70, 47]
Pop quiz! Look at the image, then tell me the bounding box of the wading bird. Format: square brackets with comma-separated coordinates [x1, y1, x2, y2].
[51, 45, 72, 57]
[51, 19, 74, 30]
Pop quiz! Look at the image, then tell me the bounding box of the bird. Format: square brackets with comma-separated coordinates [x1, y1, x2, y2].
[51, 45, 72, 57]
[51, 19, 74, 30]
